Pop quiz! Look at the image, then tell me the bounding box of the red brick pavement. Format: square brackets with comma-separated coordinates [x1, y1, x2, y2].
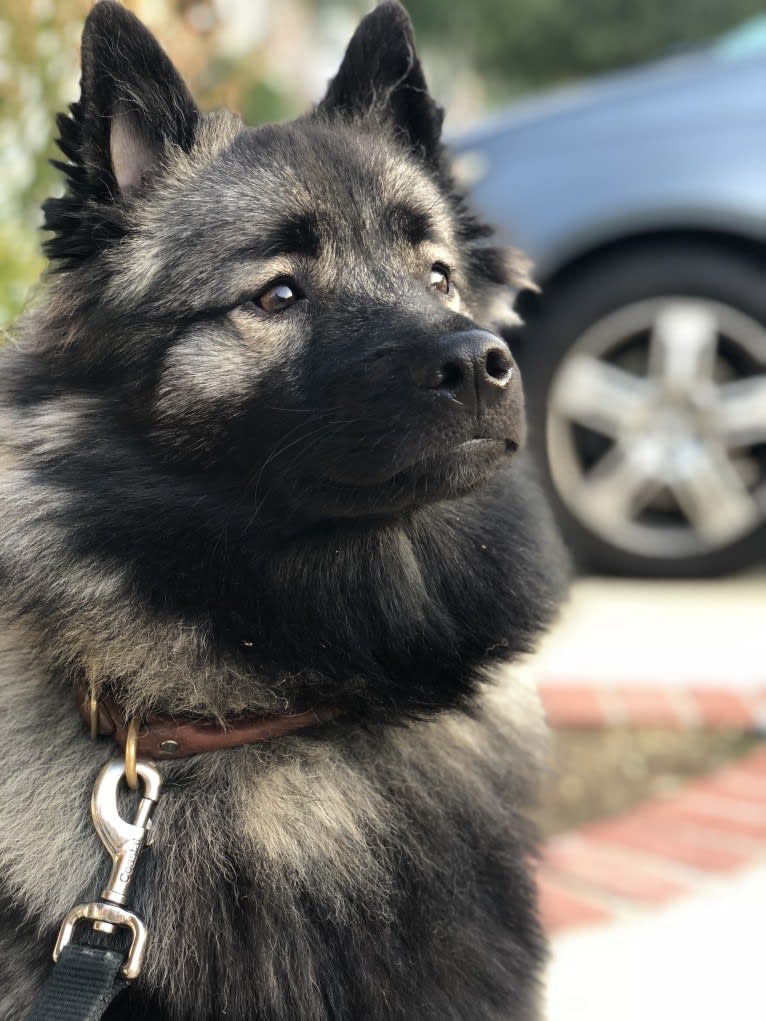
[540, 745, 766, 934]
[538, 683, 766, 729]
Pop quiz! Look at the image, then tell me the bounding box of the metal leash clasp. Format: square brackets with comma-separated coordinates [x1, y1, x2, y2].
[53, 759, 162, 980]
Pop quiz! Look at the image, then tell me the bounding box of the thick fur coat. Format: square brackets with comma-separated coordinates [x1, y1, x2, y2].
[0, 3, 566, 1018]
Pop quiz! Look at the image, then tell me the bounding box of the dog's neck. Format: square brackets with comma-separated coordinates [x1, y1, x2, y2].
[0, 393, 564, 724]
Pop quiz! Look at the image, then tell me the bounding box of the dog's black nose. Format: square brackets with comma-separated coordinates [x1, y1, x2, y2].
[410, 330, 514, 413]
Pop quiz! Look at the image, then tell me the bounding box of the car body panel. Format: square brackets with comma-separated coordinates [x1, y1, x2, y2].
[451, 50, 766, 280]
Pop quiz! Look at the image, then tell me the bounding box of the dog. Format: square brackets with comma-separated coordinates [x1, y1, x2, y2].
[0, 2, 567, 1018]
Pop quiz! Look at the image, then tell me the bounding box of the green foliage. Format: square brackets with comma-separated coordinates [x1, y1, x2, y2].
[2, 0, 763, 329]
[0, 0, 298, 329]
[0, 2, 89, 325]
[404, 0, 766, 89]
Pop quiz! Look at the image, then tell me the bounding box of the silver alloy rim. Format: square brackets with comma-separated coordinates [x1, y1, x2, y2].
[546, 297, 766, 559]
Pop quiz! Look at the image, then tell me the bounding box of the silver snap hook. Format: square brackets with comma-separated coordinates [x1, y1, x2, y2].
[53, 758, 163, 980]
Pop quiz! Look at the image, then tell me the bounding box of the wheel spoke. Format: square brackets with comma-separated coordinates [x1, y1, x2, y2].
[576, 441, 662, 528]
[550, 354, 651, 438]
[648, 303, 718, 393]
[671, 443, 758, 543]
[716, 376, 766, 447]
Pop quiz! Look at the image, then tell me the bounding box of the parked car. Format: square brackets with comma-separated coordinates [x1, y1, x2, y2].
[452, 18, 766, 576]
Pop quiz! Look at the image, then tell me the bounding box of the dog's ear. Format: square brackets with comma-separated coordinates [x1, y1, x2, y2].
[75, 1, 198, 195]
[44, 2, 198, 265]
[318, 1, 443, 163]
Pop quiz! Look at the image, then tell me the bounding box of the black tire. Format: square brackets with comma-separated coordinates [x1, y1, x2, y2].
[518, 241, 766, 578]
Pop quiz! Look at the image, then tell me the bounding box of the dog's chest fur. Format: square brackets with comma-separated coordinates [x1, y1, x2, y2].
[0, 636, 545, 1021]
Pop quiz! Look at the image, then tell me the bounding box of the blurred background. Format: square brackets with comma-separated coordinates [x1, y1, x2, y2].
[2, 3, 765, 1018]
[3, 0, 766, 578]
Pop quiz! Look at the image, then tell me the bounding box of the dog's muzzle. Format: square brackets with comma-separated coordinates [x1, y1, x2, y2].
[409, 329, 516, 416]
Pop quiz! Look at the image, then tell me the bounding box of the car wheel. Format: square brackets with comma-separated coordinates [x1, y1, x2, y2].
[520, 243, 766, 577]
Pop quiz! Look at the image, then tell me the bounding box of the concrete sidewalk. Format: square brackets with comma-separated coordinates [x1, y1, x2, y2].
[546, 863, 766, 1021]
[524, 574, 766, 1016]
[541, 745, 766, 1020]
[528, 573, 766, 727]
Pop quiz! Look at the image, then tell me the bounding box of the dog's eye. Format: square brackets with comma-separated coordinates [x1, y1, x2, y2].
[430, 264, 452, 296]
[256, 281, 300, 314]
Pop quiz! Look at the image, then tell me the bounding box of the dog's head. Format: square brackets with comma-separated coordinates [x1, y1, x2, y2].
[43, 1, 531, 523]
[0, 1, 567, 722]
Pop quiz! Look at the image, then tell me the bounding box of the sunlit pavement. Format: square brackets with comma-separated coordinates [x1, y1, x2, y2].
[526, 573, 766, 1019]
[545, 861, 766, 1021]
[528, 572, 766, 727]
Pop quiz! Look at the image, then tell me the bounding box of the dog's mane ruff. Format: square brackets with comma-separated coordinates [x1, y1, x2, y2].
[0, 620, 548, 1020]
[0, 381, 564, 725]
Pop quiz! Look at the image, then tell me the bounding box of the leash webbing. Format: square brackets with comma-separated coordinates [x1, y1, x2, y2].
[26, 758, 162, 1021]
[25, 942, 129, 1021]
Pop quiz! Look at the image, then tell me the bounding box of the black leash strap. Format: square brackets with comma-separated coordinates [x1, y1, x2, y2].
[25, 942, 129, 1021]
[25, 757, 163, 1021]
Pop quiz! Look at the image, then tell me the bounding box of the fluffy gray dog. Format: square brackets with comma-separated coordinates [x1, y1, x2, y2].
[0, 2, 566, 1018]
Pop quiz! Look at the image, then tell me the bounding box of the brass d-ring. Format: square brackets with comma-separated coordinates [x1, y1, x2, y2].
[89, 684, 99, 742]
[125, 718, 140, 790]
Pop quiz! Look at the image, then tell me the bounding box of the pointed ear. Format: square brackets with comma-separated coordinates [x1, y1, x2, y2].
[50, 0, 198, 206]
[76, 1, 199, 196]
[44, 2, 199, 265]
[318, 1, 443, 163]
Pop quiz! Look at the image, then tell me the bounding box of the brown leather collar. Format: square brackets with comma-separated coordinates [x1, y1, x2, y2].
[76, 685, 340, 760]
